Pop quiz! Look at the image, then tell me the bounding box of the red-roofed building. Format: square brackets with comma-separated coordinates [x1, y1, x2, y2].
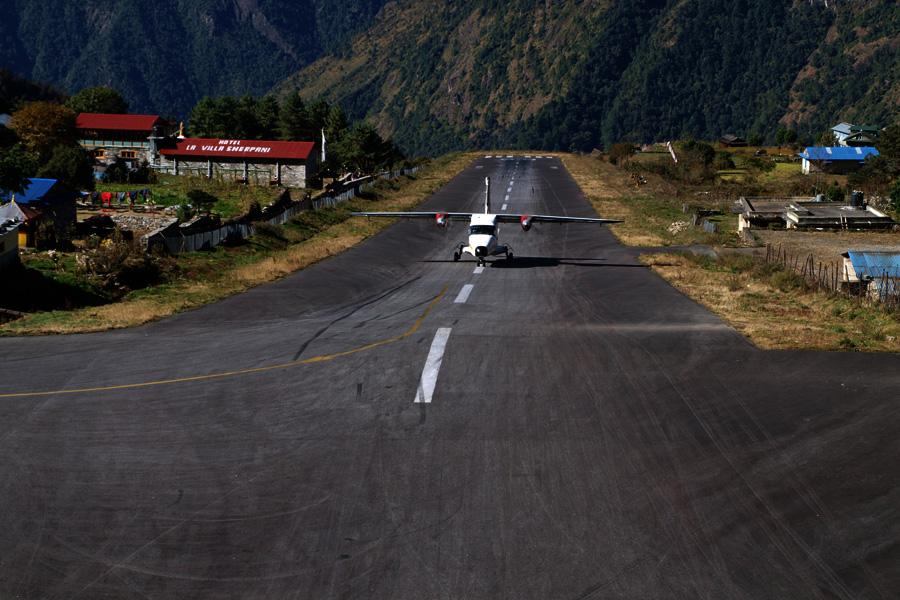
[158, 138, 318, 188]
[76, 113, 173, 167]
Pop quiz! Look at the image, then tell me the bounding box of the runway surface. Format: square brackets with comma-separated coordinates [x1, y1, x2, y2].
[1, 155, 898, 599]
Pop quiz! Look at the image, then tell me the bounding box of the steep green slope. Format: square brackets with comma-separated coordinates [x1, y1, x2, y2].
[784, 1, 899, 132]
[281, 0, 898, 155]
[0, 0, 387, 117]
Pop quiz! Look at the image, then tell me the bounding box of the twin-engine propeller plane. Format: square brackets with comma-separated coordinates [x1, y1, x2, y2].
[352, 177, 622, 266]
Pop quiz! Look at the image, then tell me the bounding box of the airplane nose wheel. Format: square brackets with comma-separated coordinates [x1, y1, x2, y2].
[453, 251, 460, 262]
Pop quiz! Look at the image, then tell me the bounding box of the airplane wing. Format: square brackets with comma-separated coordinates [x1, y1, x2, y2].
[351, 211, 473, 221]
[495, 213, 622, 224]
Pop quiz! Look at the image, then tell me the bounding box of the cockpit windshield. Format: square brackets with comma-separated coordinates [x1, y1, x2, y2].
[469, 225, 495, 236]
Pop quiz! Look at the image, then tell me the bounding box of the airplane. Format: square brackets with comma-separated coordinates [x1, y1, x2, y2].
[351, 177, 622, 266]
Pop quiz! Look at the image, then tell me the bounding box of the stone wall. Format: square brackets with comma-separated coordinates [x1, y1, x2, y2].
[155, 157, 312, 188]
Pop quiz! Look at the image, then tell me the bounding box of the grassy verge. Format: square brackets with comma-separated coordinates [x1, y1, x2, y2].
[96, 174, 286, 218]
[2, 152, 476, 335]
[642, 252, 900, 352]
[561, 151, 899, 352]
[560, 153, 739, 247]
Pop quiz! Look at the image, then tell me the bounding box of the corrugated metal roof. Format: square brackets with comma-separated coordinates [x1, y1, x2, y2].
[846, 251, 900, 279]
[799, 147, 879, 161]
[0, 178, 58, 204]
[831, 122, 853, 135]
[76, 113, 162, 131]
[160, 138, 315, 161]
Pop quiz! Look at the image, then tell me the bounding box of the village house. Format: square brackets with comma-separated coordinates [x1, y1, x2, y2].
[76, 113, 173, 168]
[798, 146, 879, 175]
[831, 122, 880, 147]
[735, 194, 894, 232]
[718, 134, 747, 147]
[0, 201, 21, 271]
[156, 138, 318, 188]
[0, 178, 78, 248]
[842, 251, 900, 301]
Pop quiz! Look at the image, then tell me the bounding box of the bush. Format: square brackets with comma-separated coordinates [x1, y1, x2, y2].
[608, 142, 636, 165]
[825, 183, 845, 203]
[75, 231, 169, 292]
[889, 180, 900, 214]
[186, 189, 218, 214]
[714, 151, 735, 170]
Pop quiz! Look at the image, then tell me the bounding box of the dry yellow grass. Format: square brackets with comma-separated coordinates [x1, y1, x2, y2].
[560, 153, 673, 246]
[642, 253, 900, 352]
[3, 153, 478, 335]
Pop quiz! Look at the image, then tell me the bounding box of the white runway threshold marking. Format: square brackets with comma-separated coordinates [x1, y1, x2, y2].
[454, 284, 474, 304]
[414, 328, 452, 403]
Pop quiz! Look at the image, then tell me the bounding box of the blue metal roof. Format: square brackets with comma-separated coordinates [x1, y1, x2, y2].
[0, 178, 59, 204]
[799, 147, 879, 161]
[846, 251, 900, 279]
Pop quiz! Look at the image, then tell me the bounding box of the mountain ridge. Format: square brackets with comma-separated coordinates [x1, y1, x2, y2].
[280, 0, 898, 155]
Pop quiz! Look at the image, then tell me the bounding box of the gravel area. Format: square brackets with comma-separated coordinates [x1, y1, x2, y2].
[754, 229, 900, 264]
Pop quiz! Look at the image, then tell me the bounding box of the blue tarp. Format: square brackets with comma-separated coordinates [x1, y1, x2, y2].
[799, 147, 879, 162]
[0, 178, 59, 204]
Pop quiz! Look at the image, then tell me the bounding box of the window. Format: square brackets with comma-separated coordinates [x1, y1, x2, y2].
[469, 225, 495, 235]
[91, 149, 106, 159]
[119, 150, 137, 159]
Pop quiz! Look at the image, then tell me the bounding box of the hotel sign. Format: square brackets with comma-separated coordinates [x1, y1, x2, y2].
[184, 140, 273, 154]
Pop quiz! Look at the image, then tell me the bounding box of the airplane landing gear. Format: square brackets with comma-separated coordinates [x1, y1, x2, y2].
[453, 251, 460, 262]
[477, 258, 486, 267]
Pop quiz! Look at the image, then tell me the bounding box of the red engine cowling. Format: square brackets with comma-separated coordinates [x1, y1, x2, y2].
[435, 213, 448, 228]
[520, 215, 533, 231]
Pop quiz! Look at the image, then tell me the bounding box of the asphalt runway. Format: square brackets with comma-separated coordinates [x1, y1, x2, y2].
[1, 155, 898, 599]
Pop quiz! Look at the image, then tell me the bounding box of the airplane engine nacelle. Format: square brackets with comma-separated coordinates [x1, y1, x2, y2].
[520, 215, 533, 231]
[435, 213, 448, 228]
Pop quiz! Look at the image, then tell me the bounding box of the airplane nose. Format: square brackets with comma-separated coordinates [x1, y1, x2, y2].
[475, 246, 487, 257]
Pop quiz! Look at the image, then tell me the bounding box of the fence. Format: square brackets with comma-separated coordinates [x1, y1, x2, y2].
[764, 243, 900, 310]
[146, 165, 421, 254]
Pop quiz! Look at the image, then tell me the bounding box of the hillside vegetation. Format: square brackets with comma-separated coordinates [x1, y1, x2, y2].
[1, 1, 896, 155]
[0, 0, 388, 117]
[281, 0, 898, 155]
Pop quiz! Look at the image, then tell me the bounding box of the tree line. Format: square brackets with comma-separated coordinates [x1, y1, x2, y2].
[1, 75, 405, 196]
[0, 81, 124, 193]
[187, 93, 403, 176]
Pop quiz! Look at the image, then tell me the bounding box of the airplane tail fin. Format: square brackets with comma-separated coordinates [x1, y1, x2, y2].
[484, 176, 491, 214]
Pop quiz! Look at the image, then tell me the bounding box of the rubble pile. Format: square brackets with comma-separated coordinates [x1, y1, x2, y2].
[110, 215, 177, 234]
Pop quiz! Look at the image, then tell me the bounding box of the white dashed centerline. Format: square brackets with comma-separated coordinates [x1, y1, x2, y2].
[454, 284, 474, 304]
[501, 203, 508, 211]
[473, 266, 485, 274]
[414, 328, 452, 404]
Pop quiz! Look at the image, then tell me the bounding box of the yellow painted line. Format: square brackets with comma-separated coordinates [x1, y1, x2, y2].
[0, 287, 448, 399]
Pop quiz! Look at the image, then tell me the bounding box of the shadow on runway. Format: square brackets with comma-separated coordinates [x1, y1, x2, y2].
[420, 257, 648, 269]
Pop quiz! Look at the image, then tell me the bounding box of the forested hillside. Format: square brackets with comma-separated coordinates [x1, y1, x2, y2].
[1, 0, 895, 155]
[0, 0, 387, 117]
[281, 0, 898, 155]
